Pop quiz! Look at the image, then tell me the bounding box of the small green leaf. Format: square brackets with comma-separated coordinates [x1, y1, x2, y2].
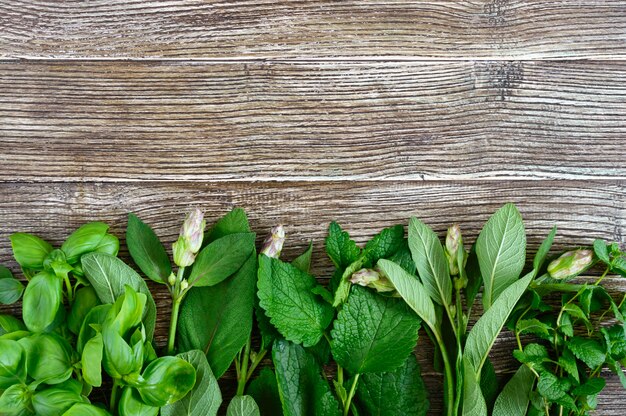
[513, 344, 548, 369]
[493, 365, 534, 416]
[475, 203, 526, 309]
[118, 386, 159, 416]
[558, 348, 579, 383]
[0, 315, 25, 335]
[572, 377, 605, 396]
[22, 271, 62, 332]
[326, 222, 360, 269]
[227, 396, 260, 416]
[292, 242, 313, 273]
[533, 226, 557, 275]
[247, 367, 283, 416]
[462, 358, 487, 416]
[0, 266, 24, 305]
[516, 319, 552, 340]
[127, 213, 172, 284]
[363, 225, 405, 263]
[537, 372, 570, 401]
[10, 232, 53, 269]
[567, 337, 606, 369]
[82, 332, 103, 387]
[205, 208, 251, 243]
[61, 222, 110, 264]
[593, 239, 610, 264]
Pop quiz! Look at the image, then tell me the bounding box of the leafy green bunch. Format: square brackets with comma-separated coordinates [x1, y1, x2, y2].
[502, 235, 626, 415]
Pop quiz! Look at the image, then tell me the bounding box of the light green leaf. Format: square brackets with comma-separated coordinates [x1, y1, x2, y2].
[0, 339, 26, 388]
[10, 232, 53, 269]
[0, 384, 31, 414]
[126, 213, 171, 284]
[161, 350, 222, 416]
[376, 259, 439, 335]
[227, 396, 260, 416]
[205, 208, 251, 243]
[0, 315, 25, 335]
[82, 332, 103, 387]
[61, 222, 109, 264]
[464, 272, 533, 375]
[533, 226, 556, 275]
[408, 217, 451, 306]
[22, 271, 62, 332]
[247, 367, 283, 416]
[188, 233, 256, 287]
[81, 253, 157, 340]
[331, 286, 420, 374]
[22, 333, 73, 384]
[0, 266, 24, 305]
[62, 403, 112, 416]
[32, 386, 84, 415]
[516, 319, 552, 340]
[462, 359, 487, 416]
[475, 203, 526, 309]
[292, 242, 313, 273]
[567, 337, 606, 369]
[493, 365, 534, 416]
[258, 256, 334, 347]
[178, 254, 257, 378]
[326, 222, 361, 269]
[356, 354, 428, 416]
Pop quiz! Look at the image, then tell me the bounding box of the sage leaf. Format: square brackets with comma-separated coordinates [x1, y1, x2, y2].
[355, 354, 428, 416]
[493, 365, 534, 416]
[247, 367, 283, 416]
[188, 233, 256, 287]
[272, 339, 341, 416]
[227, 396, 260, 416]
[476, 203, 526, 309]
[533, 226, 557, 275]
[81, 253, 157, 340]
[161, 350, 222, 416]
[292, 242, 313, 273]
[178, 254, 257, 378]
[462, 359, 487, 416]
[127, 213, 171, 284]
[205, 208, 251, 244]
[330, 286, 420, 374]
[326, 222, 361, 269]
[258, 256, 334, 347]
[376, 259, 439, 335]
[464, 272, 533, 375]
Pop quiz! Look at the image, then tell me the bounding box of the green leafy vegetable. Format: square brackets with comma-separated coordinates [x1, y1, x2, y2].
[127, 213, 172, 284]
[227, 395, 261, 416]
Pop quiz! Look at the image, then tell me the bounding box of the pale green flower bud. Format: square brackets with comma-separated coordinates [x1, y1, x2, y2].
[445, 224, 463, 276]
[180, 279, 189, 291]
[350, 268, 396, 293]
[167, 273, 176, 286]
[180, 209, 206, 253]
[172, 238, 196, 268]
[260, 225, 285, 259]
[548, 249, 594, 280]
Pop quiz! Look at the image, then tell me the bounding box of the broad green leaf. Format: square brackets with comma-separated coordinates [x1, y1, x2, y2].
[325, 222, 360, 269]
[119, 386, 159, 416]
[0, 266, 24, 305]
[247, 367, 283, 416]
[377, 259, 439, 335]
[516, 319, 552, 340]
[127, 213, 171, 284]
[23, 333, 73, 384]
[493, 365, 534, 416]
[593, 239, 610, 264]
[258, 256, 334, 347]
[227, 396, 260, 416]
[272, 340, 341, 416]
[188, 233, 256, 287]
[81, 253, 157, 340]
[567, 337, 606, 369]
[292, 242, 313, 273]
[32, 386, 84, 415]
[205, 208, 251, 243]
[464, 273, 533, 375]
[82, 332, 103, 387]
[62, 403, 112, 416]
[475, 203, 526, 309]
[356, 354, 428, 416]
[10, 232, 53, 269]
[178, 254, 257, 378]
[22, 271, 62, 332]
[537, 372, 570, 401]
[363, 225, 405, 263]
[61, 222, 109, 264]
[388, 240, 416, 274]
[533, 226, 557, 275]
[462, 359, 487, 416]
[0, 315, 25, 335]
[0, 339, 26, 388]
[572, 378, 605, 396]
[408, 217, 451, 306]
[161, 350, 222, 416]
[513, 343, 549, 369]
[94, 234, 120, 256]
[137, 356, 196, 407]
[0, 384, 31, 414]
[480, 358, 498, 413]
[331, 286, 420, 374]
[68, 286, 100, 335]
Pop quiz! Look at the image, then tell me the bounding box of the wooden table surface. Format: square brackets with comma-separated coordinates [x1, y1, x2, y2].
[1, 1, 625, 414]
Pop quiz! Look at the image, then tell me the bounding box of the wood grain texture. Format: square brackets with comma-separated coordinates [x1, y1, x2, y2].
[0, 180, 625, 413]
[1, 60, 625, 182]
[1, 1, 625, 59]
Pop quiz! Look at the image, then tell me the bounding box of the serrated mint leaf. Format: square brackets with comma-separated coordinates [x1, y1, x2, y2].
[326, 222, 360, 269]
[558, 348, 579, 383]
[258, 256, 333, 347]
[537, 373, 570, 401]
[533, 226, 556, 275]
[178, 254, 257, 378]
[593, 239, 610, 264]
[513, 343, 548, 367]
[475, 203, 526, 309]
[572, 377, 605, 396]
[356, 354, 428, 416]
[227, 395, 260, 416]
[272, 340, 341, 416]
[331, 258, 364, 307]
[408, 217, 451, 307]
[126, 213, 171, 284]
[292, 242, 313, 273]
[363, 225, 404, 263]
[247, 368, 283, 416]
[205, 208, 251, 244]
[559, 312, 574, 337]
[331, 286, 420, 374]
[567, 337, 606, 369]
[516, 319, 552, 340]
[493, 365, 534, 416]
[388, 241, 416, 274]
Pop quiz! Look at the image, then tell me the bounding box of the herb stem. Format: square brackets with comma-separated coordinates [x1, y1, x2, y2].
[236, 337, 252, 396]
[343, 373, 360, 416]
[166, 267, 186, 355]
[63, 274, 74, 302]
[433, 332, 455, 416]
[245, 348, 267, 383]
[110, 379, 120, 414]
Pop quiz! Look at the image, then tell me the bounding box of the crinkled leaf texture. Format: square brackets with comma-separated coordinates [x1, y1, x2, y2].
[258, 256, 334, 347]
[326, 222, 361, 269]
[331, 286, 420, 374]
[227, 396, 260, 416]
[273, 339, 341, 416]
[356, 354, 428, 416]
[81, 253, 157, 340]
[493, 365, 534, 416]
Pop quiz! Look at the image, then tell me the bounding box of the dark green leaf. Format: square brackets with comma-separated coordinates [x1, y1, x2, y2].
[325, 222, 360, 269]
[61, 222, 109, 264]
[558, 348, 579, 383]
[513, 343, 549, 368]
[227, 396, 260, 416]
[572, 377, 605, 396]
[462, 359, 487, 416]
[465, 245, 482, 309]
[533, 226, 557, 275]
[247, 367, 283, 416]
[292, 242, 313, 273]
[493, 365, 534, 416]
[480, 358, 498, 413]
[205, 208, 250, 243]
[593, 240, 610, 265]
[388, 240, 416, 274]
[567, 337, 606, 369]
[10, 232, 53, 269]
[363, 225, 404, 263]
[68, 286, 100, 335]
[537, 373, 570, 401]
[127, 213, 172, 284]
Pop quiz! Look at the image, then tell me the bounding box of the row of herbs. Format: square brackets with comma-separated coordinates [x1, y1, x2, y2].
[0, 203, 625, 416]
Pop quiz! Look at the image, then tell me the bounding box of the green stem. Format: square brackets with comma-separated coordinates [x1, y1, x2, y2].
[245, 348, 267, 383]
[167, 297, 182, 355]
[343, 374, 360, 416]
[236, 338, 252, 396]
[110, 380, 120, 414]
[434, 332, 455, 416]
[453, 285, 464, 415]
[63, 274, 74, 302]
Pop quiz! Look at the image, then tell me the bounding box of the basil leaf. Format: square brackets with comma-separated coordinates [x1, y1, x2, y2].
[331, 286, 420, 374]
[464, 272, 533, 375]
[408, 217, 451, 306]
[188, 233, 256, 287]
[205, 208, 251, 244]
[22, 333, 73, 384]
[32, 386, 84, 415]
[119, 386, 159, 416]
[292, 242, 313, 273]
[376, 259, 439, 335]
[81, 253, 157, 340]
[475, 203, 526, 309]
[258, 256, 334, 347]
[0, 266, 24, 305]
[93, 234, 120, 257]
[137, 356, 196, 407]
[227, 396, 260, 416]
[0, 314, 25, 335]
[82, 332, 103, 387]
[62, 403, 112, 416]
[0, 339, 26, 388]
[356, 354, 428, 416]
[493, 365, 534, 416]
[247, 367, 283, 416]
[22, 270, 62, 333]
[0, 384, 30, 414]
[325, 222, 360, 269]
[68, 286, 100, 335]
[161, 350, 222, 416]
[178, 254, 257, 378]
[533, 226, 557, 275]
[127, 213, 171, 284]
[272, 340, 341, 416]
[10, 232, 53, 269]
[61, 222, 109, 264]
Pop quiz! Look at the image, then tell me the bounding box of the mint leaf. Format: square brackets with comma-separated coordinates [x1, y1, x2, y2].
[331, 286, 420, 374]
[272, 340, 340, 416]
[126, 213, 171, 284]
[537, 373, 570, 401]
[247, 367, 283, 416]
[558, 348, 579, 383]
[178, 254, 256, 378]
[388, 241, 416, 274]
[572, 378, 605, 396]
[356, 354, 428, 416]
[363, 225, 404, 263]
[493, 365, 534, 416]
[475, 203, 526, 309]
[258, 256, 333, 347]
[326, 222, 360, 269]
[567, 337, 606, 369]
[408, 217, 451, 306]
[227, 396, 260, 416]
[516, 319, 552, 340]
[205, 208, 250, 244]
[593, 239, 610, 265]
[513, 343, 549, 367]
[292, 242, 313, 273]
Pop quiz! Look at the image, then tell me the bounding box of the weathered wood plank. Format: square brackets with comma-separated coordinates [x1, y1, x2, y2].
[1, 1, 625, 59]
[1, 60, 625, 181]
